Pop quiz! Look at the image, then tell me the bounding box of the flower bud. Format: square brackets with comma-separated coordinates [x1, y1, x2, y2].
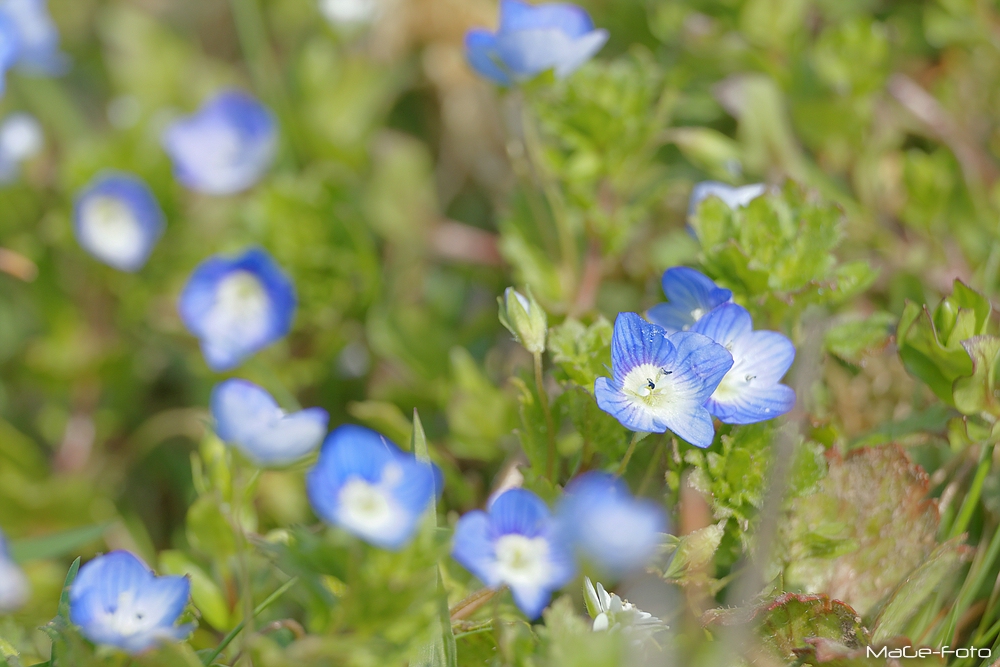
[498, 286, 547, 354]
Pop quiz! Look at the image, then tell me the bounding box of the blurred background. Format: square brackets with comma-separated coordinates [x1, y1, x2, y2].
[2, 0, 999, 659]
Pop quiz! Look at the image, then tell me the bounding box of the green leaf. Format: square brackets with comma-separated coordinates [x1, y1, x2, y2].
[159, 551, 231, 631]
[8, 523, 110, 564]
[185, 496, 237, 559]
[952, 335, 1000, 417]
[548, 317, 613, 390]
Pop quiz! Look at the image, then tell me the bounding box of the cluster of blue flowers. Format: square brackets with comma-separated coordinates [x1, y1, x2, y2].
[0, 0, 803, 656]
[596, 267, 796, 448]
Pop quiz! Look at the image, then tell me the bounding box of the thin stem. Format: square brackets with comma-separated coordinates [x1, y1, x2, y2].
[449, 587, 499, 622]
[948, 442, 994, 540]
[637, 439, 667, 496]
[617, 431, 643, 477]
[200, 577, 299, 666]
[533, 352, 557, 480]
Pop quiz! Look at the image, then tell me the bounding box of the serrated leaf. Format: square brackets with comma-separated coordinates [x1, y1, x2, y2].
[824, 313, 896, 364]
[548, 317, 613, 390]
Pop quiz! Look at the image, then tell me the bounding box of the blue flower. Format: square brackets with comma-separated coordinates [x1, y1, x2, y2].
[178, 248, 296, 371]
[212, 379, 328, 466]
[465, 0, 609, 86]
[69, 551, 192, 654]
[162, 90, 277, 195]
[688, 181, 766, 218]
[0, 111, 42, 182]
[556, 472, 667, 576]
[452, 488, 575, 619]
[690, 303, 796, 424]
[306, 425, 441, 550]
[73, 172, 166, 272]
[0, 529, 29, 613]
[594, 312, 733, 448]
[647, 267, 732, 334]
[0, 12, 20, 95]
[0, 0, 68, 75]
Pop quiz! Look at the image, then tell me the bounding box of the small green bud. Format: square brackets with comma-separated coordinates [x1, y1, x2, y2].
[498, 286, 548, 354]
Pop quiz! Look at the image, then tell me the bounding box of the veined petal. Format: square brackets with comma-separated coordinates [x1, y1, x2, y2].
[690, 303, 752, 349]
[661, 404, 716, 448]
[594, 376, 663, 433]
[734, 330, 796, 385]
[664, 331, 734, 401]
[465, 29, 511, 85]
[708, 384, 795, 425]
[489, 488, 551, 538]
[647, 267, 732, 333]
[609, 312, 673, 381]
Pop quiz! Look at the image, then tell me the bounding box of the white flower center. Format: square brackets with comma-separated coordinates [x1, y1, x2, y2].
[337, 477, 401, 537]
[100, 589, 160, 638]
[494, 534, 550, 589]
[622, 363, 676, 408]
[78, 195, 144, 267]
[711, 352, 753, 403]
[204, 270, 270, 342]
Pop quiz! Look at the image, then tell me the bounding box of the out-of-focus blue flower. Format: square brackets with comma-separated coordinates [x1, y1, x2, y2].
[0, 111, 42, 182]
[306, 425, 441, 550]
[557, 472, 666, 576]
[691, 303, 796, 424]
[594, 312, 732, 448]
[0, 0, 68, 75]
[69, 551, 192, 654]
[162, 90, 277, 195]
[178, 248, 296, 372]
[647, 267, 732, 334]
[0, 529, 29, 613]
[688, 181, 766, 218]
[465, 0, 608, 86]
[211, 378, 328, 466]
[452, 488, 575, 619]
[0, 13, 20, 94]
[72, 172, 165, 272]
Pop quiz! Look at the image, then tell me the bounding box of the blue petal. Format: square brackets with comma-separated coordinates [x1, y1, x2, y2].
[663, 331, 733, 401]
[452, 510, 502, 587]
[245, 407, 329, 465]
[690, 302, 753, 349]
[736, 330, 796, 385]
[72, 172, 166, 273]
[1, 0, 68, 75]
[609, 312, 673, 381]
[210, 378, 281, 444]
[387, 456, 440, 520]
[489, 488, 551, 538]
[464, 29, 511, 85]
[558, 472, 667, 575]
[162, 90, 277, 195]
[688, 181, 766, 217]
[509, 582, 553, 620]
[708, 384, 796, 424]
[705, 327, 796, 424]
[0, 13, 20, 91]
[178, 247, 296, 371]
[494, 27, 607, 80]
[647, 267, 732, 333]
[499, 0, 594, 37]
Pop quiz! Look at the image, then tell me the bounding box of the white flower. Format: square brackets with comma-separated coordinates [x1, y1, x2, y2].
[583, 577, 665, 637]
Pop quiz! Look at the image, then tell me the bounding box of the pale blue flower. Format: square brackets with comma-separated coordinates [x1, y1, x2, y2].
[557, 472, 667, 575]
[688, 181, 766, 218]
[306, 425, 441, 550]
[465, 0, 608, 86]
[0, 0, 68, 75]
[0, 529, 29, 613]
[212, 379, 328, 466]
[691, 303, 796, 424]
[73, 172, 165, 272]
[0, 111, 42, 182]
[647, 267, 732, 334]
[452, 488, 575, 619]
[178, 248, 296, 372]
[162, 90, 277, 195]
[69, 551, 192, 654]
[594, 312, 732, 448]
